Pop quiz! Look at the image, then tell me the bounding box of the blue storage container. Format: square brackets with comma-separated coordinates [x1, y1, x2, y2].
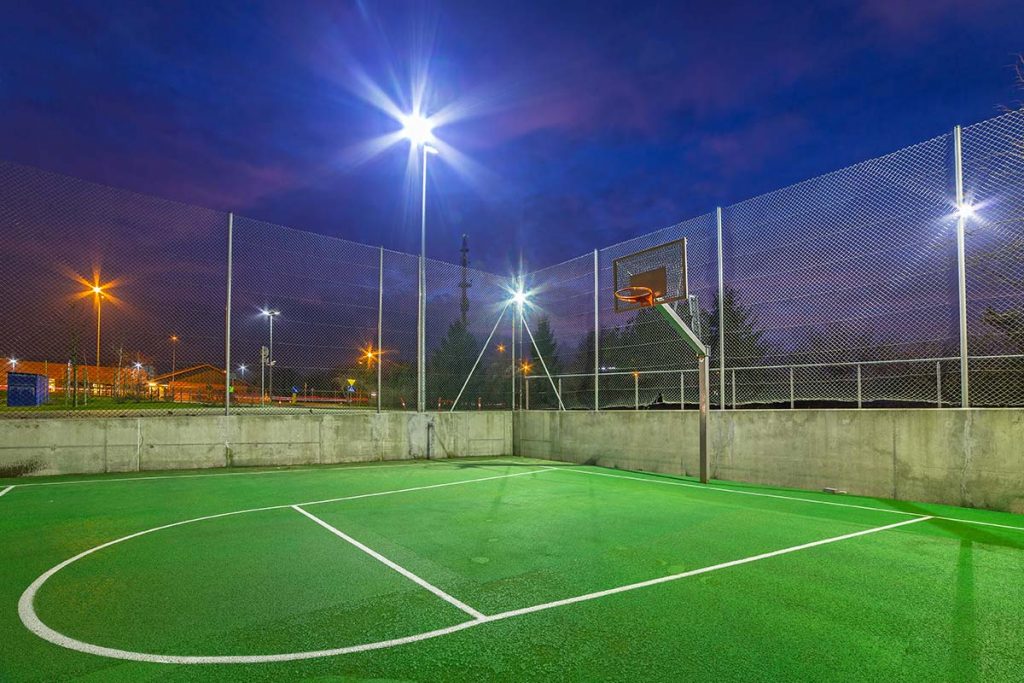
[7, 372, 49, 407]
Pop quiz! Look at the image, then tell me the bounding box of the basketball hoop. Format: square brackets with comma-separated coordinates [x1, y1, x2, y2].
[614, 285, 655, 307]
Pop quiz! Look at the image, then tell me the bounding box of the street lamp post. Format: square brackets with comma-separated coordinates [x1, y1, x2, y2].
[170, 335, 179, 375]
[417, 144, 439, 412]
[401, 113, 439, 413]
[262, 310, 280, 404]
[92, 286, 103, 368]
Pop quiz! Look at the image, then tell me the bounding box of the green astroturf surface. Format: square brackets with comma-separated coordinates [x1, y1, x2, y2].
[1, 458, 1023, 681]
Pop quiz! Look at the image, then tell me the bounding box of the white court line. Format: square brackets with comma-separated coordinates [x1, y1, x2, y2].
[18, 467, 553, 663]
[19, 511, 932, 664]
[480, 515, 933, 621]
[4, 458, 524, 490]
[0, 485, 14, 497]
[557, 468, 1024, 533]
[293, 505, 485, 620]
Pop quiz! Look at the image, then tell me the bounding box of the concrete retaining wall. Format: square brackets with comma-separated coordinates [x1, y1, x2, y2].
[0, 411, 512, 477]
[514, 409, 1024, 513]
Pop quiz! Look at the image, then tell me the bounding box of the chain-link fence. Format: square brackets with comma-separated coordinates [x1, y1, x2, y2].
[3, 110, 1024, 417]
[0, 161, 516, 417]
[527, 110, 1024, 410]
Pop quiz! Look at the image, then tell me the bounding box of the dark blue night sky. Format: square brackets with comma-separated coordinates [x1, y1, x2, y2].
[1, 0, 1022, 273]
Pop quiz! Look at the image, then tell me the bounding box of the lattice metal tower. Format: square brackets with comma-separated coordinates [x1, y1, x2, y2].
[459, 233, 472, 325]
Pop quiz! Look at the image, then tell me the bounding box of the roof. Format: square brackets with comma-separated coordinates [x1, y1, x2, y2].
[0, 360, 150, 385]
[150, 364, 248, 387]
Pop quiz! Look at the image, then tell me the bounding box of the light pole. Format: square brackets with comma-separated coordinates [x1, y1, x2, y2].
[400, 113, 438, 413]
[169, 335, 179, 375]
[261, 309, 280, 403]
[92, 286, 103, 368]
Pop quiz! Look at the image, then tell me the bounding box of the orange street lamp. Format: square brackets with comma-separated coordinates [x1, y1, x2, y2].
[67, 269, 120, 368]
[496, 343, 506, 353]
[360, 344, 379, 368]
[90, 284, 105, 368]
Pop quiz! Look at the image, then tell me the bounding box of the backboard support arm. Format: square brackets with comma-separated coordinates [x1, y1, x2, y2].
[656, 303, 710, 483]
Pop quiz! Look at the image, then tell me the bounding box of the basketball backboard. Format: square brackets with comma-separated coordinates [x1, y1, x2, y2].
[611, 238, 688, 312]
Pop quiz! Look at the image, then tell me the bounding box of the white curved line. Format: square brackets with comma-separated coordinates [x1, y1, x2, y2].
[19, 505, 930, 664]
[18, 468, 551, 663]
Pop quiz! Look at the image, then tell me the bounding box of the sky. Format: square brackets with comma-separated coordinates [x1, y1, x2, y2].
[1, 0, 1023, 276]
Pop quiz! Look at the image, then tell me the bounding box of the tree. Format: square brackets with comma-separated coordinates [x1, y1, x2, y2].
[527, 316, 563, 408]
[381, 360, 416, 410]
[707, 286, 773, 369]
[427, 320, 480, 409]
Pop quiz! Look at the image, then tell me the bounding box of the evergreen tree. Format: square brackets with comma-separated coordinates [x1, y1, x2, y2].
[707, 286, 772, 369]
[527, 316, 563, 408]
[427, 319, 480, 409]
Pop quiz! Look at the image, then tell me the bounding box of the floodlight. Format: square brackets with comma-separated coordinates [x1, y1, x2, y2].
[400, 113, 435, 146]
[511, 290, 528, 307]
[957, 203, 976, 220]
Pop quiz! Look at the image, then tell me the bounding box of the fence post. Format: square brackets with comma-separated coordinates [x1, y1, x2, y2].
[525, 377, 530, 410]
[510, 302, 516, 410]
[731, 369, 736, 409]
[936, 360, 943, 408]
[377, 247, 384, 413]
[224, 212, 233, 416]
[856, 363, 862, 408]
[680, 371, 685, 410]
[593, 249, 600, 411]
[953, 125, 970, 407]
[558, 377, 562, 408]
[789, 367, 795, 409]
[717, 207, 726, 410]
[634, 372, 639, 410]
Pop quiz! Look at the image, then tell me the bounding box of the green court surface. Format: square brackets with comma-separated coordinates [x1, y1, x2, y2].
[2, 458, 1023, 681]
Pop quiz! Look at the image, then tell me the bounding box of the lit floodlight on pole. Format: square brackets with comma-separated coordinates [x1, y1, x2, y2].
[261, 309, 280, 406]
[400, 112, 435, 147]
[402, 111, 440, 414]
[957, 203, 975, 220]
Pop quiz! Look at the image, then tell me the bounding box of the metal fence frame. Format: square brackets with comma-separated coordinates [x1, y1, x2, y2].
[3, 112, 1024, 416]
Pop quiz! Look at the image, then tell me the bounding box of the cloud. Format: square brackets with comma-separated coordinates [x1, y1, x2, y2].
[857, 0, 1009, 38]
[697, 114, 810, 176]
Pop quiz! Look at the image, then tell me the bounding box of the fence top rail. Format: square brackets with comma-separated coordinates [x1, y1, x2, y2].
[524, 353, 1024, 380]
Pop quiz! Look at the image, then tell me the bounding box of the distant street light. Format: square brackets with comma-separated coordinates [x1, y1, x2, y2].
[261, 309, 280, 402]
[169, 334, 179, 376]
[8, 358, 17, 369]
